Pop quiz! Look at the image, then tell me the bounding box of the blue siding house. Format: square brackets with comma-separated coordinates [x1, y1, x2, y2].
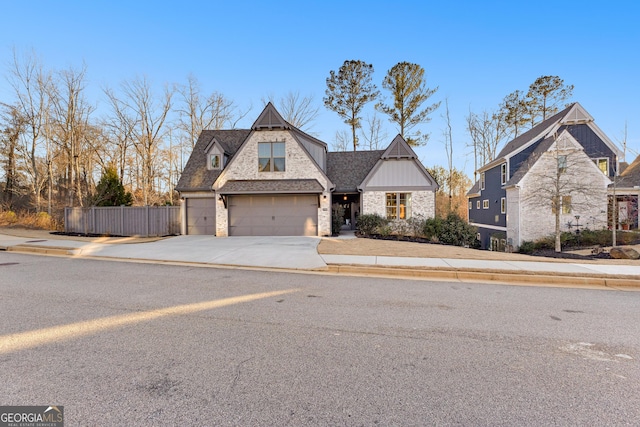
[468, 103, 621, 250]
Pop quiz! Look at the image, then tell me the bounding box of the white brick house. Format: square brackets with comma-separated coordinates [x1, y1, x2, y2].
[176, 104, 438, 236]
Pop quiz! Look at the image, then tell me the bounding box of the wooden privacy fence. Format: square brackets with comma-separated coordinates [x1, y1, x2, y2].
[64, 206, 181, 237]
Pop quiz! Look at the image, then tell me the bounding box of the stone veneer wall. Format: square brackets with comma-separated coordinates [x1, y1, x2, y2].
[362, 190, 435, 220]
[214, 130, 331, 236]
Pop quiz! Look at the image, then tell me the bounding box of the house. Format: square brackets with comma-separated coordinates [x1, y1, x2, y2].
[612, 154, 640, 229]
[467, 102, 621, 250]
[176, 103, 438, 237]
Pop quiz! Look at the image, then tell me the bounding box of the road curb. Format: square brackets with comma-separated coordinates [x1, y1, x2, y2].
[327, 264, 640, 289]
[5, 244, 78, 256]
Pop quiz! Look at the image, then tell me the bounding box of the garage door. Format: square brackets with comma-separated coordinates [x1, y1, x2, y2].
[228, 195, 318, 236]
[186, 198, 216, 235]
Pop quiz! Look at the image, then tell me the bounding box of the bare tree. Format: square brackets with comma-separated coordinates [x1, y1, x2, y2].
[263, 91, 320, 131]
[48, 64, 95, 207]
[105, 76, 173, 205]
[520, 132, 608, 251]
[331, 130, 351, 152]
[7, 48, 51, 211]
[360, 112, 387, 150]
[176, 75, 235, 150]
[442, 98, 454, 212]
[466, 108, 509, 178]
[0, 103, 26, 209]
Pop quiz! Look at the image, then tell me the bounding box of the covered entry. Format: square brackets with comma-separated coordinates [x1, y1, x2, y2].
[185, 197, 216, 235]
[228, 194, 318, 236]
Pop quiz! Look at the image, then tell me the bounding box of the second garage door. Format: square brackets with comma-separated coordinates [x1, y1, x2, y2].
[228, 195, 318, 236]
[186, 197, 216, 235]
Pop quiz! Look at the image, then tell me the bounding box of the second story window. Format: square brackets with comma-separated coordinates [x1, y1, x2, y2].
[501, 163, 507, 185]
[594, 158, 608, 175]
[558, 155, 567, 173]
[480, 172, 485, 190]
[258, 142, 285, 172]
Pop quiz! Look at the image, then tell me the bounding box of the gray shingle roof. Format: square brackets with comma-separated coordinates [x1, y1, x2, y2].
[496, 104, 575, 159]
[506, 136, 555, 186]
[218, 179, 324, 194]
[326, 150, 385, 192]
[466, 180, 481, 197]
[175, 129, 251, 192]
[614, 155, 640, 188]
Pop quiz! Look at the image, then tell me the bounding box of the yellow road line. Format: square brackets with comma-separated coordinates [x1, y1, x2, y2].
[0, 288, 298, 354]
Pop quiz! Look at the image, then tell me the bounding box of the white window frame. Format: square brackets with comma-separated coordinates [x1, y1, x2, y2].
[482, 200, 489, 209]
[468, 201, 472, 210]
[258, 141, 286, 172]
[209, 153, 221, 170]
[594, 157, 609, 175]
[386, 192, 412, 220]
[480, 172, 485, 190]
[501, 197, 506, 214]
[501, 163, 507, 185]
[476, 200, 480, 209]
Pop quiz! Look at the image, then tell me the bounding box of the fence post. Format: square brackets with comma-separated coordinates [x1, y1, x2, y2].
[146, 205, 150, 237]
[92, 206, 96, 235]
[120, 205, 125, 236]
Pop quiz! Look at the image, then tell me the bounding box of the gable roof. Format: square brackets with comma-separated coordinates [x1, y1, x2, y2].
[326, 150, 384, 192]
[467, 180, 481, 198]
[252, 102, 291, 130]
[175, 129, 250, 192]
[382, 134, 417, 159]
[615, 154, 640, 188]
[359, 135, 438, 190]
[495, 104, 575, 162]
[505, 136, 555, 186]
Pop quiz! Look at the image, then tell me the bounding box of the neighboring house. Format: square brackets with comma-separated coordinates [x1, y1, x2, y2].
[467, 102, 621, 250]
[176, 103, 438, 237]
[612, 154, 640, 229]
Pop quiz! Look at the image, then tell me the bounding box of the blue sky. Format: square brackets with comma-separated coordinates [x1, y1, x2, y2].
[2, 0, 639, 177]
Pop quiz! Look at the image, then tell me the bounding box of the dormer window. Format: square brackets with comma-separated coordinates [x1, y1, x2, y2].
[209, 153, 221, 170]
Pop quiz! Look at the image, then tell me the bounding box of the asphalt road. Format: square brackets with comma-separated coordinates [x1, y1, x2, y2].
[1, 252, 639, 426]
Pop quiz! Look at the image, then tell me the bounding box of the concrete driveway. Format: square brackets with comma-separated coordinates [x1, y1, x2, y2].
[75, 235, 327, 270]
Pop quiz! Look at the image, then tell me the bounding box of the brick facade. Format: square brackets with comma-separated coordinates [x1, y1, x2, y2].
[362, 190, 435, 219]
[515, 147, 609, 246]
[214, 130, 332, 236]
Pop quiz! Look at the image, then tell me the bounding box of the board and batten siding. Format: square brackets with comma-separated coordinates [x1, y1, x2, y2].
[65, 206, 180, 237]
[362, 161, 430, 188]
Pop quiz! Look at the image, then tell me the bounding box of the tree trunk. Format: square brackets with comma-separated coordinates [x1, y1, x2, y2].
[555, 207, 561, 252]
